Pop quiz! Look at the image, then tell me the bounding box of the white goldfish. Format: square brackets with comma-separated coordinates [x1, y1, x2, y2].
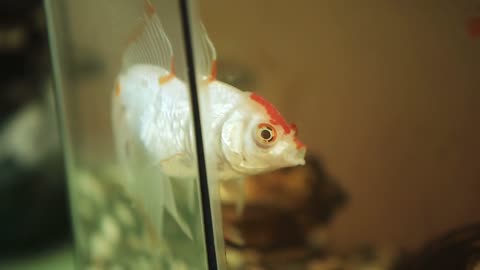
[112, 0, 306, 238]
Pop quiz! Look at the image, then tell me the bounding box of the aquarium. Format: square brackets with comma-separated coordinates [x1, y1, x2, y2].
[45, 0, 228, 269]
[45, 0, 480, 269]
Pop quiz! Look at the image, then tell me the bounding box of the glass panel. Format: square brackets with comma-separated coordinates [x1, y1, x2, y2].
[45, 0, 224, 269]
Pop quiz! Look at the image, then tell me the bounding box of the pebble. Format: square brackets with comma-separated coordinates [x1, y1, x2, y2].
[90, 232, 113, 261]
[114, 202, 135, 227]
[101, 215, 120, 244]
[78, 171, 105, 205]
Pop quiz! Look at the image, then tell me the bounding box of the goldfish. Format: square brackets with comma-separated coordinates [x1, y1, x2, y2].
[112, 0, 306, 238]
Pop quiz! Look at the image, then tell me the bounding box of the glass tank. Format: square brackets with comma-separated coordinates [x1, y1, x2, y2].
[45, 0, 480, 269]
[45, 0, 227, 269]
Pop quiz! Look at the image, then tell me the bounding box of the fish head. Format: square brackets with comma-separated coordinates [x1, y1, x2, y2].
[220, 93, 306, 176]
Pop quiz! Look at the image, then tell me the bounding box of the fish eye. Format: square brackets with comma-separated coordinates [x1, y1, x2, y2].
[255, 123, 277, 146]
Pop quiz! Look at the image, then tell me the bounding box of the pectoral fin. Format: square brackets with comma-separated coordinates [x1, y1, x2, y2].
[221, 177, 246, 217]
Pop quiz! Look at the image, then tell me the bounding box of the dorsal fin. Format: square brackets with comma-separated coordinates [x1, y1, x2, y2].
[122, 0, 173, 72]
[194, 23, 217, 81]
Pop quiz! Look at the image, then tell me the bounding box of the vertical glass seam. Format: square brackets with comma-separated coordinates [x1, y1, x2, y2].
[178, 0, 219, 269]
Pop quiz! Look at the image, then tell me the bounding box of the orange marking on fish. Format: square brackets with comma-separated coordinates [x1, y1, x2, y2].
[159, 73, 175, 84]
[124, 1, 156, 49]
[144, 0, 156, 17]
[125, 22, 145, 48]
[250, 93, 291, 134]
[208, 60, 217, 82]
[290, 123, 298, 135]
[294, 137, 305, 150]
[467, 16, 480, 38]
[159, 57, 176, 85]
[290, 123, 305, 149]
[115, 81, 121, 96]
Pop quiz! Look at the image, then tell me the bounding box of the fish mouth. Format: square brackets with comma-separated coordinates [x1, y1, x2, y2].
[285, 145, 306, 165]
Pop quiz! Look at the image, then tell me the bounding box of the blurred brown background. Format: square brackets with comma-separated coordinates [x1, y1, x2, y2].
[51, 0, 480, 254]
[200, 0, 480, 251]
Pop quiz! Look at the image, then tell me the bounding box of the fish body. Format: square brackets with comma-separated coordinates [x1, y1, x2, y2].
[111, 0, 306, 237]
[115, 64, 305, 180]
